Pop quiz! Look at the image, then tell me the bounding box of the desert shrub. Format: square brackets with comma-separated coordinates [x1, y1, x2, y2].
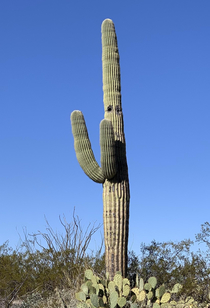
[0, 212, 103, 307]
[2, 220, 210, 307]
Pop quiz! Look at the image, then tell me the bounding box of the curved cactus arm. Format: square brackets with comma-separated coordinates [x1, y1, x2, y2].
[71, 110, 105, 183]
[100, 119, 117, 179]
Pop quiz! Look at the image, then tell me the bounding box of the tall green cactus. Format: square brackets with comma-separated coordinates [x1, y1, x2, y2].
[71, 19, 130, 279]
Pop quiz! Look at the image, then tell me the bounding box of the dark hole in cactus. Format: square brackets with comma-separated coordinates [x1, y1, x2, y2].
[107, 105, 113, 112]
[116, 105, 122, 115]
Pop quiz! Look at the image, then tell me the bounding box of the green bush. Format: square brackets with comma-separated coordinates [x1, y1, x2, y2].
[1, 219, 210, 307]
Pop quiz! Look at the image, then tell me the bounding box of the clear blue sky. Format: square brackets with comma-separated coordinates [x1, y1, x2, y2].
[0, 1, 210, 255]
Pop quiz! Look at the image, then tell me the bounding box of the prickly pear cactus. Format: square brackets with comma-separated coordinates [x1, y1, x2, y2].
[70, 19, 130, 279]
[76, 271, 203, 308]
[76, 270, 132, 308]
[131, 276, 190, 308]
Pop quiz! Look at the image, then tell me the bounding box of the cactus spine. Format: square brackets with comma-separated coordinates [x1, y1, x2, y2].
[70, 19, 130, 279]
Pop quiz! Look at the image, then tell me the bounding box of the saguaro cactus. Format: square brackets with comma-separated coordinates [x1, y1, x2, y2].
[70, 19, 130, 279]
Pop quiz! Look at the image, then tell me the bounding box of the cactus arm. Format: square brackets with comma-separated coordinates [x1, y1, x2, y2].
[71, 111, 117, 183]
[71, 110, 105, 183]
[100, 119, 117, 179]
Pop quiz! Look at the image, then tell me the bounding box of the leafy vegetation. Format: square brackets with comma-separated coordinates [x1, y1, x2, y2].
[0, 219, 210, 307]
[0, 213, 103, 307]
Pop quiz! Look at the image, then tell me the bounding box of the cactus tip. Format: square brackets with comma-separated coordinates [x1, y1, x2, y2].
[103, 18, 113, 23]
[101, 18, 115, 31]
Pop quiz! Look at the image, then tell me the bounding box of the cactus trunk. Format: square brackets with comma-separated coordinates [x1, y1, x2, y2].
[70, 19, 130, 279]
[102, 19, 130, 279]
